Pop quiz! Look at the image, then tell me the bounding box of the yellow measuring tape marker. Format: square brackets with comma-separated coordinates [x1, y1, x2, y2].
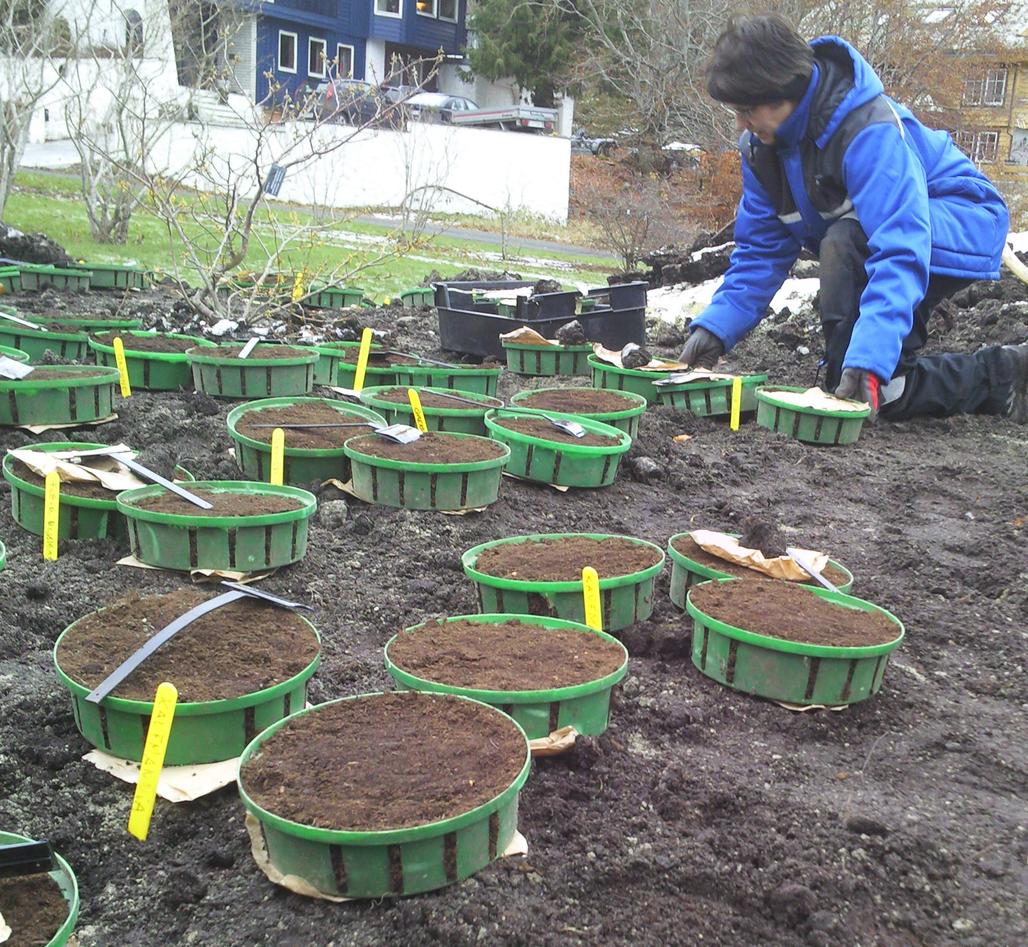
[582, 566, 602, 631]
[42, 471, 61, 561]
[270, 427, 285, 485]
[407, 388, 428, 432]
[352, 327, 374, 392]
[112, 337, 132, 398]
[730, 376, 743, 431]
[128, 681, 178, 842]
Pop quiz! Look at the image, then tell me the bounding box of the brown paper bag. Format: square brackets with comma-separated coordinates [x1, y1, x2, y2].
[690, 529, 827, 582]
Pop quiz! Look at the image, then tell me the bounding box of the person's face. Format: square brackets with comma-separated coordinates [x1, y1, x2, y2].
[722, 101, 796, 145]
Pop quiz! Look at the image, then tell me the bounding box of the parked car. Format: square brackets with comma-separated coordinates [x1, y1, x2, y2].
[571, 128, 617, 156]
[404, 92, 479, 124]
[314, 78, 403, 128]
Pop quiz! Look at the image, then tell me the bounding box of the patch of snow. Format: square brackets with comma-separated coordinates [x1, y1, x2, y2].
[647, 276, 820, 325]
[1008, 231, 1028, 253]
[690, 242, 732, 261]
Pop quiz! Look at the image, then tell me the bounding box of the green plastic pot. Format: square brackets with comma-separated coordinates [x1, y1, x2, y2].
[385, 613, 629, 739]
[343, 432, 510, 511]
[656, 373, 768, 416]
[89, 332, 216, 391]
[588, 354, 680, 404]
[25, 315, 141, 332]
[461, 532, 666, 632]
[334, 353, 405, 390]
[186, 344, 318, 399]
[305, 285, 367, 308]
[687, 579, 904, 705]
[502, 341, 593, 377]
[484, 409, 631, 488]
[509, 387, 648, 440]
[666, 532, 854, 608]
[359, 386, 503, 435]
[0, 265, 22, 293]
[54, 614, 321, 764]
[81, 263, 148, 289]
[399, 287, 434, 307]
[310, 341, 357, 385]
[0, 324, 90, 361]
[0, 830, 78, 947]
[755, 386, 871, 445]
[237, 692, 531, 899]
[117, 480, 317, 571]
[17, 264, 93, 292]
[0, 342, 30, 362]
[227, 397, 387, 484]
[392, 362, 502, 397]
[0, 365, 120, 426]
[0, 538, 5, 570]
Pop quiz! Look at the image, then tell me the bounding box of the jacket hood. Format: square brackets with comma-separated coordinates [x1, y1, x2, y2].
[808, 36, 885, 147]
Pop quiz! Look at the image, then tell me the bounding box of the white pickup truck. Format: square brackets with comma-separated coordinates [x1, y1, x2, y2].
[451, 105, 558, 134]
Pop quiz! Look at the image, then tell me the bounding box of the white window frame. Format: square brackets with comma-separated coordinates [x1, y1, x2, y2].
[375, 0, 402, 18]
[438, 0, 458, 22]
[308, 37, 327, 78]
[983, 68, 1007, 106]
[415, 0, 437, 16]
[956, 129, 999, 163]
[278, 31, 298, 75]
[335, 43, 354, 79]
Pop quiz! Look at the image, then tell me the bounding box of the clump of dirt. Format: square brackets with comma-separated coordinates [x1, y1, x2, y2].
[555, 319, 587, 344]
[739, 515, 788, 557]
[56, 588, 319, 701]
[620, 343, 652, 368]
[240, 692, 525, 831]
[533, 279, 563, 295]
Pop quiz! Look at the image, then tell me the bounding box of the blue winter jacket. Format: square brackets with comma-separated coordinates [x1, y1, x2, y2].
[693, 36, 1010, 382]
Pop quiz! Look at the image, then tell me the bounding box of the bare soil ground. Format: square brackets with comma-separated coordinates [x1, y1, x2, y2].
[1, 279, 1025, 947]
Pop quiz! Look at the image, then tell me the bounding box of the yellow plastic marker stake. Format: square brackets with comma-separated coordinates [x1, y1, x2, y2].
[582, 566, 602, 631]
[291, 270, 307, 303]
[128, 681, 178, 842]
[407, 388, 428, 432]
[730, 376, 743, 431]
[352, 327, 374, 392]
[42, 471, 60, 561]
[112, 337, 132, 398]
[270, 427, 285, 485]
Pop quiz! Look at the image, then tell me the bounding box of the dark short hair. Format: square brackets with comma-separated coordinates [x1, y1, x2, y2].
[706, 13, 814, 106]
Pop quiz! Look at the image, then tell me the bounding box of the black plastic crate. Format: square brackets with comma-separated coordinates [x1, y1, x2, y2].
[587, 281, 649, 310]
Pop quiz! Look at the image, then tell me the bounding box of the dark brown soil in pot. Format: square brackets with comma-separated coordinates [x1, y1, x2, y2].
[126, 489, 303, 516]
[516, 388, 640, 413]
[671, 534, 851, 587]
[92, 333, 199, 354]
[234, 401, 377, 449]
[349, 431, 506, 463]
[474, 536, 661, 582]
[0, 872, 67, 947]
[375, 387, 502, 410]
[490, 415, 621, 446]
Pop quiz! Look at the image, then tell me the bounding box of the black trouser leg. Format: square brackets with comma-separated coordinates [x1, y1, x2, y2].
[816, 218, 1008, 419]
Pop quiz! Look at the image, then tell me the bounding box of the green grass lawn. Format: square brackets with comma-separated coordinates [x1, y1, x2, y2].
[5, 171, 614, 300]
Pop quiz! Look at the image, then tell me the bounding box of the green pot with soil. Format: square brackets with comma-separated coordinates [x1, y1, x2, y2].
[0, 343, 29, 363]
[667, 532, 854, 607]
[686, 578, 904, 705]
[509, 387, 648, 440]
[358, 386, 503, 435]
[461, 533, 666, 633]
[116, 481, 317, 572]
[656, 373, 768, 417]
[0, 266, 21, 292]
[237, 691, 531, 898]
[755, 386, 871, 445]
[227, 397, 387, 484]
[0, 365, 120, 426]
[588, 354, 680, 404]
[186, 343, 318, 399]
[311, 341, 361, 385]
[0, 830, 79, 947]
[25, 314, 142, 333]
[0, 324, 90, 361]
[391, 362, 503, 397]
[385, 613, 629, 739]
[502, 340, 593, 377]
[484, 409, 631, 488]
[89, 331, 217, 391]
[343, 431, 510, 511]
[53, 588, 322, 765]
[81, 263, 148, 290]
[333, 349, 419, 390]
[17, 264, 93, 292]
[399, 287, 434, 307]
[304, 285, 367, 308]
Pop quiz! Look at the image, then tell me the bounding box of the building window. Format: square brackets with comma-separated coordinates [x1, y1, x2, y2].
[962, 67, 1007, 107]
[124, 9, 143, 54]
[375, 0, 402, 16]
[335, 44, 354, 79]
[416, 0, 437, 15]
[438, 0, 457, 20]
[278, 31, 297, 74]
[1008, 129, 1028, 166]
[308, 37, 327, 77]
[955, 129, 999, 163]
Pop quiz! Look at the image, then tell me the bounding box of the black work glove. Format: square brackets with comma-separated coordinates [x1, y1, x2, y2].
[678, 327, 724, 368]
[835, 367, 880, 421]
